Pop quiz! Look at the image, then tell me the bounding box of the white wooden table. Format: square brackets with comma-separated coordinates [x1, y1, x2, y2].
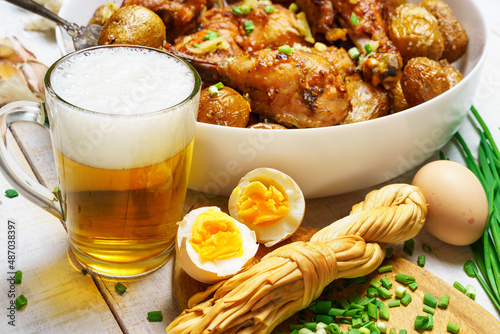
[1, 1, 500, 333]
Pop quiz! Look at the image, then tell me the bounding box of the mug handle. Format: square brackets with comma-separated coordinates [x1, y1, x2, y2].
[0, 101, 63, 220]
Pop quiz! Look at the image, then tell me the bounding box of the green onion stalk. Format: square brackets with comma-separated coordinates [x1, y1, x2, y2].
[452, 105, 500, 313]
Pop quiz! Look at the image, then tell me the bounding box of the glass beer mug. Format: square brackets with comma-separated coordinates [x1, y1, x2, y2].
[0, 45, 201, 277]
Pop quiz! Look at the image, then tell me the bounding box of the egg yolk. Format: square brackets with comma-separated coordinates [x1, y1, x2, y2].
[189, 209, 244, 261]
[236, 181, 290, 227]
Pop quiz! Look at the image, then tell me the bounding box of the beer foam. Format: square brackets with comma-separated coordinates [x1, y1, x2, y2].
[47, 47, 199, 170]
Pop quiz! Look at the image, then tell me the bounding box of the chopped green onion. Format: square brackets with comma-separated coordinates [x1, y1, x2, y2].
[376, 286, 393, 299]
[289, 3, 299, 13]
[464, 260, 478, 277]
[14, 270, 22, 284]
[388, 300, 400, 308]
[148, 310, 163, 322]
[447, 322, 460, 333]
[367, 287, 378, 298]
[385, 247, 394, 258]
[377, 265, 393, 273]
[423, 292, 438, 308]
[350, 13, 358, 26]
[244, 20, 254, 34]
[209, 85, 219, 95]
[278, 45, 294, 54]
[344, 308, 363, 318]
[417, 255, 426, 267]
[395, 274, 415, 286]
[408, 282, 418, 291]
[203, 30, 220, 40]
[232, 5, 242, 15]
[350, 302, 364, 310]
[309, 300, 331, 314]
[414, 315, 429, 330]
[389, 330, 396, 334]
[115, 282, 127, 295]
[453, 281, 466, 294]
[438, 295, 450, 309]
[304, 322, 317, 330]
[240, 4, 251, 14]
[264, 5, 275, 13]
[15, 294, 27, 309]
[5, 189, 18, 198]
[399, 330, 407, 334]
[214, 82, 224, 90]
[352, 276, 367, 284]
[400, 293, 412, 306]
[314, 314, 333, 324]
[339, 298, 350, 310]
[348, 47, 360, 60]
[367, 302, 378, 319]
[403, 239, 414, 256]
[466, 285, 476, 299]
[423, 304, 435, 314]
[422, 244, 432, 253]
[378, 302, 390, 320]
[364, 43, 372, 54]
[369, 278, 382, 288]
[193, 43, 200, 48]
[328, 307, 346, 317]
[395, 286, 407, 299]
[359, 328, 371, 334]
[349, 292, 361, 304]
[377, 322, 387, 333]
[352, 317, 362, 328]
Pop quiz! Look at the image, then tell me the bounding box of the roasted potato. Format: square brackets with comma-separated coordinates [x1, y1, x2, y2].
[440, 60, 463, 87]
[88, 2, 118, 26]
[419, 0, 468, 62]
[198, 86, 251, 127]
[388, 4, 444, 62]
[98, 5, 166, 49]
[341, 79, 389, 124]
[400, 57, 450, 107]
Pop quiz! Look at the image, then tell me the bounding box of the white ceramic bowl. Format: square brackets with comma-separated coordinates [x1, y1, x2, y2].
[57, 0, 489, 198]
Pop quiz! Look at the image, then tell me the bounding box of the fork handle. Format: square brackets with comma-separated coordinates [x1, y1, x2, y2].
[4, 0, 70, 27]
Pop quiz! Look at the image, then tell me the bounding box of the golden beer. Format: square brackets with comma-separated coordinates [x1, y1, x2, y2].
[54, 140, 194, 276]
[44, 46, 201, 276]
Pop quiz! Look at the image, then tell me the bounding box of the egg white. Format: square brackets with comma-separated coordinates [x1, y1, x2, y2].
[228, 168, 305, 247]
[176, 206, 259, 284]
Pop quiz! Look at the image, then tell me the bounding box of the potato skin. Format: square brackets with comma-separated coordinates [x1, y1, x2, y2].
[388, 4, 444, 62]
[198, 87, 251, 127]
[98, 5, 166, 48]
[400, 57, 450, 107]
[439, 60, 463, 87]
[419, 0, 468, 63]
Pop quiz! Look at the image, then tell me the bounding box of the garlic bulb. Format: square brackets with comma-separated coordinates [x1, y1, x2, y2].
[0, 37, 48, 106]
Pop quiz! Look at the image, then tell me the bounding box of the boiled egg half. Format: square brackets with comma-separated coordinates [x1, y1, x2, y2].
[228, 168, 305, 247]
[176, 206, 259, 284]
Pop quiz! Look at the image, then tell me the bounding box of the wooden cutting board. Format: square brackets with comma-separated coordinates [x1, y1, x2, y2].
[173, 227, 500, 333]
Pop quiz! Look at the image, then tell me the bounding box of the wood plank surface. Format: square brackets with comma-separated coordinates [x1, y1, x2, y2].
[173, 227, 500, 333]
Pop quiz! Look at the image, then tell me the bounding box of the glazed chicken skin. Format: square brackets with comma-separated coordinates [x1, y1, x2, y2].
[318, 46, 389, 123]
[168, 3, 311, 63]
[330, 0, 403, 89]
[217, 49, 350, 128]
[121, 0, 214, 42]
